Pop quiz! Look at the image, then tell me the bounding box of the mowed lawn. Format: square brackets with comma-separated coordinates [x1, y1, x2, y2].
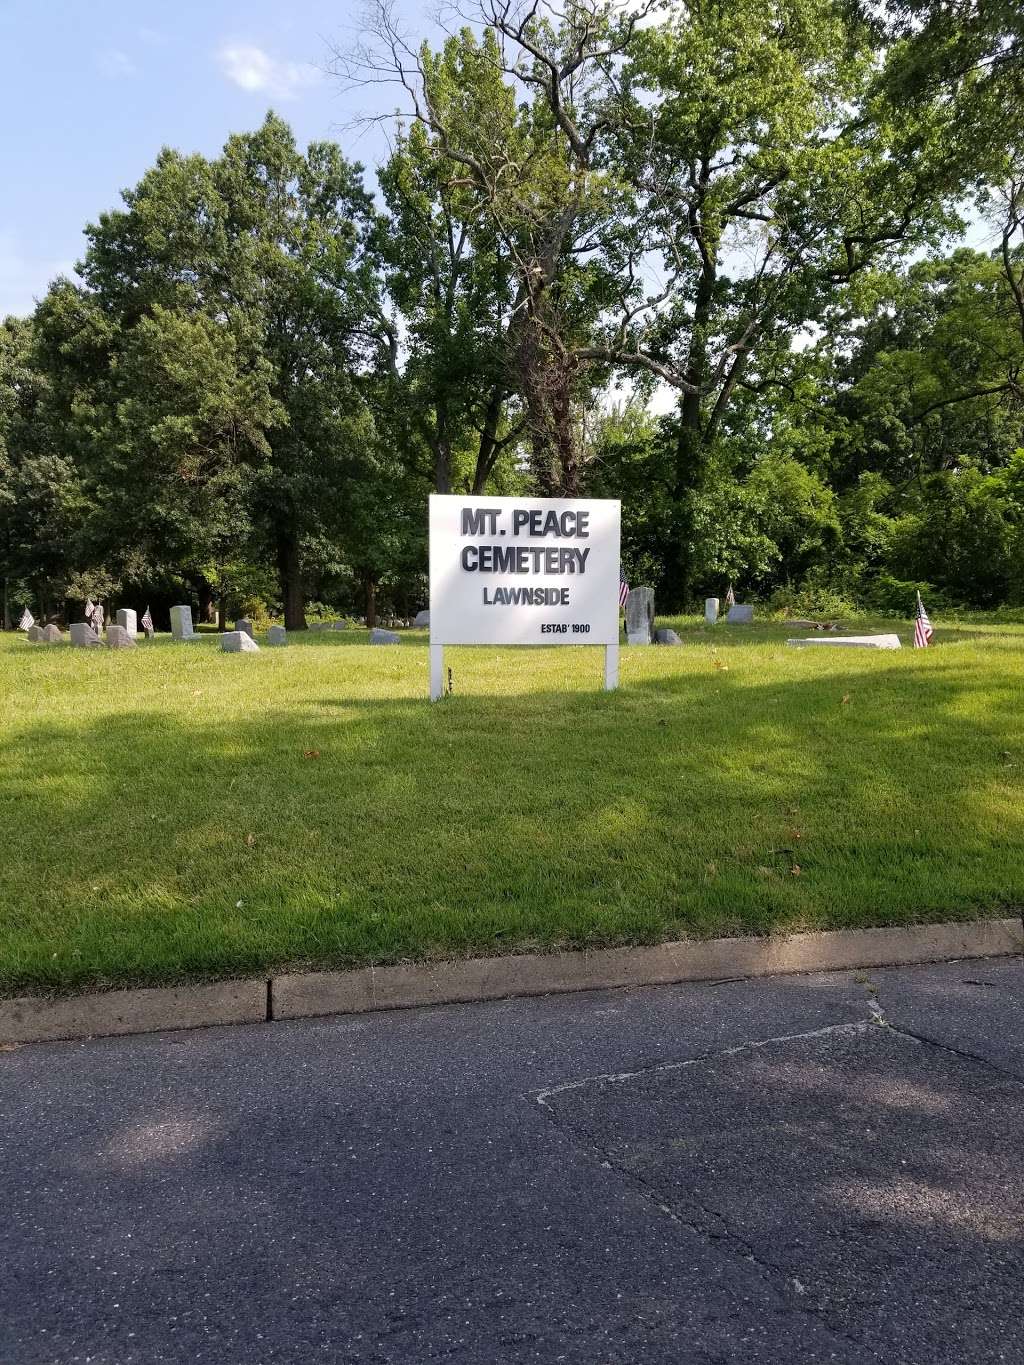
[1, 616, 1023, 995]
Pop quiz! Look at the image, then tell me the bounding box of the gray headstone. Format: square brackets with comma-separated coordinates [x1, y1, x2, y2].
[413, 609, 430, 627]
[624, 586, 655, 645]
[704, 597, 719, 625]
[170, 604, 197, 641]
[70, 622, 102, 648]
[727, 603, 754, 624]
[235, 617, 254, 639]
[26, 624, 42, 642]
[369, 627, 400, 645]
[787, 634, 902, 650]
[116, 608, 137, 639]
[654, 628, 682, 645]
[330, 619, 349, 630]
[267, 625, 288, 646]
[40, 624, 63, 643]
[106, 623, 136, 649]
[221, 630, 260, 653]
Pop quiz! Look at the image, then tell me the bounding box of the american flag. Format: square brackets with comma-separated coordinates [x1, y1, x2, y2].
[725, 584, 736, 608]
[18, 606, 34, 631]
[140, 605, 154, 635]
[85, 598, 95, 618]
[619, 576, 629, 608]
[914, 591, 933, 649]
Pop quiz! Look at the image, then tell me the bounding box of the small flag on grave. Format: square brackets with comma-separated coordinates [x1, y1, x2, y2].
[725, 584, 736, 608]
[619, 577, 629, 608]
[18, 607, 34, 631]
[140, 605, 154, 636]
[914, 591, 933, 649]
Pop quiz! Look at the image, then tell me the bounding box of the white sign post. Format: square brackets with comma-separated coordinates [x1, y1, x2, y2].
[428, 494, 621, 699]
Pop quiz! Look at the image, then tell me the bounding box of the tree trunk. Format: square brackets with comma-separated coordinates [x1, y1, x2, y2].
[198, 580, 215, 623]
[472, 384, 506, 494]
[433, 402, 453, 494]
[217, 600, 228, 631]
[2, 577, 9, 631]
[365, 578, 377, 629]
[276, 528, 307, 631]
[662, 413, 710, 610]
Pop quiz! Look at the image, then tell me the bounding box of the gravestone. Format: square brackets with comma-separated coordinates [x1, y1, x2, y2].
[727, 603, 754, 624]
[70, 622, 102, 648]
[235, 617, 254, 639]
[116, 608, 137, 639]
[704, 598, 719, 625]
[414, 609, 430, 627]
[369, 627, 400, 645]
[267, 625, 288, 646]
[331, 619, 349, 630]
[787, 634, 901, 650]
[624, 586, 655, 645]
[221, 631, 260, 653]
[106, 624, 136, 649]
[41, 624, 63, 643]
[26, 624, 42, 642]
[169, 605, 197, 641]
[654, 628, 682, 645]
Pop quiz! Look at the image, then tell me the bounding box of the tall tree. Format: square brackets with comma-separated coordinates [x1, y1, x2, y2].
[377, 121, 522, 494]
[348, 0, 969, 601]
[62, 114, 385, 628]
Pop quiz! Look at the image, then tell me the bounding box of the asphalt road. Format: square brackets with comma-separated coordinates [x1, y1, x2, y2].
[2, 957, 1023, 1364]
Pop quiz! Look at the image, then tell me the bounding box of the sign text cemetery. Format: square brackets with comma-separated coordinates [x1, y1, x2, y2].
[428, 495, 622, 698]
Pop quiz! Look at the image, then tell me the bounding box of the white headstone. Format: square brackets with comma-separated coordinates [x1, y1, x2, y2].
[787, 634, 902, 650]
[116, 608, 138, 639]
[624, 586, 655, 645]
[704, 597, 719, 625]
[221, 630, 260, 653]
[170, 605, 197, 641]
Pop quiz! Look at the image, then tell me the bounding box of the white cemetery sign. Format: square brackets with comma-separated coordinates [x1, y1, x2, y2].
[428, 495, 621, 699]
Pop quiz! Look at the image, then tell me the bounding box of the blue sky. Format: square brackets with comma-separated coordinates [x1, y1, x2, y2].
[0, 0, 413, 317]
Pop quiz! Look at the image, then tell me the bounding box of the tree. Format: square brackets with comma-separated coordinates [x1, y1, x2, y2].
[66, 114, 385, 628]
[377, 121, 523, 494]
[0, 316, 82, 626]
[347, 0, 971, 603]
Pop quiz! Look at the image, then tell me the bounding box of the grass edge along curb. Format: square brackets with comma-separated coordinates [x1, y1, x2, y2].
[2, 918, 1022, 1046]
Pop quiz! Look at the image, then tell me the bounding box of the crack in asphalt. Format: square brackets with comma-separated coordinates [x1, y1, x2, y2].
[530, 1015, 886, 1359]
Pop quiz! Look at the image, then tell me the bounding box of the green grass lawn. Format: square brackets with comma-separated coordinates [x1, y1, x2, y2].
[2, 615, 1023, 995]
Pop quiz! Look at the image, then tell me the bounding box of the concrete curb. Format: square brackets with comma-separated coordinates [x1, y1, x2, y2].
[2, 918, 1021, 1045]
[272, 918, 1024, 1021]
[0, 979, 267, 1045]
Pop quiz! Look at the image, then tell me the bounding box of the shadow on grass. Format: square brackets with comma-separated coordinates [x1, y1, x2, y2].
[1, 653, 1022, 993]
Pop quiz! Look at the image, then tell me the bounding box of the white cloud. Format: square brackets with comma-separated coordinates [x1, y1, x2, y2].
[217, 43, 321, 100]
[0, 234, 77, 320]
[96, 48, 138, 78]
